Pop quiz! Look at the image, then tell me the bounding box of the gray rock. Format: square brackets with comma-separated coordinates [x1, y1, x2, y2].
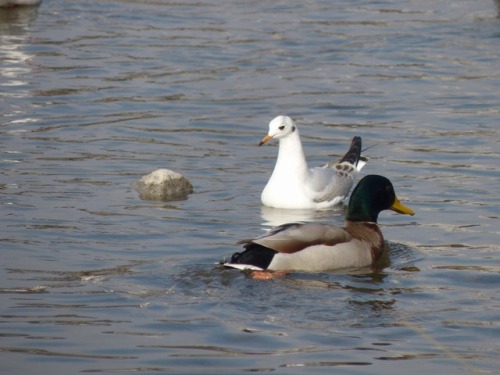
[135, 168, 193, 202]
[0, 0, 43, 7]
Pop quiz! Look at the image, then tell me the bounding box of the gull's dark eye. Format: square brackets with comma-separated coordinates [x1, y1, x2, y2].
[279, 126, 285, 130]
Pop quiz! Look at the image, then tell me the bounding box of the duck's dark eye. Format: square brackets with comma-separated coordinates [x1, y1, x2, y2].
[279, 126, 285, 130]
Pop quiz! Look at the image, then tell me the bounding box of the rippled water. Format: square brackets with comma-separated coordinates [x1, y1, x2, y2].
[1, 0, 499, 374]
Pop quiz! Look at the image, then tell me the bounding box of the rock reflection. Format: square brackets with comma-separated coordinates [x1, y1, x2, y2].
[0, 6, 39, 82]
[0, 5, 40, 129]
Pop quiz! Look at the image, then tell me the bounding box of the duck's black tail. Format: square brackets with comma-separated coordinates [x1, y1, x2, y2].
[221, 243, 276, 271]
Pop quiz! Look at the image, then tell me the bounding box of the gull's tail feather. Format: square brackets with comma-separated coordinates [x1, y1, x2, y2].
[323, 136, 367, 170]
[339, 136, 362, 165]
[356, 156, 369, 172]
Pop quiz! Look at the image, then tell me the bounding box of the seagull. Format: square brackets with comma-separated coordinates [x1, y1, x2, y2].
[259, 115, 367, 209]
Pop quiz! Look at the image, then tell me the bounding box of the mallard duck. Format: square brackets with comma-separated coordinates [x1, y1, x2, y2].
[259, 115, 367, 209]
[223, 175, 415, 273]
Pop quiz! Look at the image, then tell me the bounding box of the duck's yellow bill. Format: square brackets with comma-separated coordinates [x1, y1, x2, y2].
[259, 134, 273, 146]
[391, 197, 415, 216]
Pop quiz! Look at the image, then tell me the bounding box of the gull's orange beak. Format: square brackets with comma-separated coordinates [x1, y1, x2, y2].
[259, 134, 273, 147]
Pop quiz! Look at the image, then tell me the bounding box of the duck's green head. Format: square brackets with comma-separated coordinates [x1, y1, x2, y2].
[347, 175, 415, 223]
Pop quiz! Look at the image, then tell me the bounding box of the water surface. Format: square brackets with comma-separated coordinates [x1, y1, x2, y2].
[1, 0, 499, 374]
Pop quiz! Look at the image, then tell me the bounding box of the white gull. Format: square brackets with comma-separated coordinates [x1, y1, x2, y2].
[260, 115, 367, 210]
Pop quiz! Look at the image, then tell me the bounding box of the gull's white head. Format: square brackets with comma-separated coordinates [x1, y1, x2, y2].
[259, 115, 298, 146]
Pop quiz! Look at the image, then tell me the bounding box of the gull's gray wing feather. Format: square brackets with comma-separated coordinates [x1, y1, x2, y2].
[308, 164, 356, 203]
